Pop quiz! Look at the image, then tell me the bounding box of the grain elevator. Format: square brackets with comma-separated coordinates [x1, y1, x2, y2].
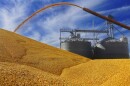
[60, 15, 129, 59]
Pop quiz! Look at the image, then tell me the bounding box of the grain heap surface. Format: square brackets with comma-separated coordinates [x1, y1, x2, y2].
[61, 59, 130, 86]
[0, 29, 90, 75]
[100, 68, 130, 86]
[0, 62, 77, 86]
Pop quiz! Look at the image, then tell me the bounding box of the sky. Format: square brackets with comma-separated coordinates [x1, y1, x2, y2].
[0, 0, 130, 54]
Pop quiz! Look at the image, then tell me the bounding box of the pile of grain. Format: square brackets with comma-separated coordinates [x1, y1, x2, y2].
[61, 59, 130, 86]
[0, 62, 77, 86]
[0, 29, 130, 86]
[0, 29, 90, 75]
[100, 68, 130, 86]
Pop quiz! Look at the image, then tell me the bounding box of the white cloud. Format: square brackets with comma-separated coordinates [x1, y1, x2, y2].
[100, 5, 130, 14]
[28, 31, 41, 41]
[41, 32, 60, 47]
[36, 0, 105, 46]
[0, 0, 29, 31]
[38, 0, 106, 30]
[0, 0, 105, 46]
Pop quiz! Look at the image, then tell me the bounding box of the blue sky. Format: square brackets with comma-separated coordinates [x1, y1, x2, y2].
[0, 0, 130, 54]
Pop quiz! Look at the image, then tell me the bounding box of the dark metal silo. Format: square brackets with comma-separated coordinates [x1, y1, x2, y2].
[61, 40, 93, 58]
[93, 37, 129, 59]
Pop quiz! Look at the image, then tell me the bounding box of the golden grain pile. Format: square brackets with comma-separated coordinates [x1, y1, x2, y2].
[0, 29, 90, 75]
[61, 59, 130, 86]
[0, 62, 78, 86]
[0, 29, 130, 86]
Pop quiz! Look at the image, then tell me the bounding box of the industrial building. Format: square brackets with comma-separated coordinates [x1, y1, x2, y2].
[60, 15, 129, 59]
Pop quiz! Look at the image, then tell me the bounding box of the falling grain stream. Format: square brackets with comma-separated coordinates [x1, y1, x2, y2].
[14, 2, 130, 32]
[14, 2, 82, 32]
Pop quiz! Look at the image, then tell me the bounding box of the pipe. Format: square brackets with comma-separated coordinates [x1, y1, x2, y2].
[83, 8, 130, 30]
